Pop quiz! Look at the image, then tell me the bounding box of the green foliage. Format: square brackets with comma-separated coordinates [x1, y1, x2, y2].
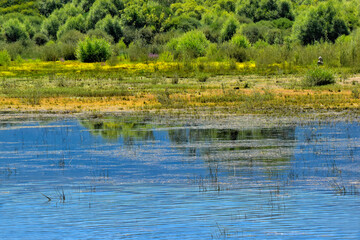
[87, 29, 114, 43]
[95, 15, 122, 43]
[0, 49, 11, 66]
[231, 34, 250, 48]
[33, 32, 49, 45]
[51, 3, 83, 24]
[272, 17, 293, 29]
[41, 14, 60, 39]
[3, 19, 29, 42]
[242, 23, 265, 44]
[220, 15, 239, 41]
[127, 40, 149, 61]
[2, 0, 360, 65]
[58, 29, 85, 60]
[57, 14, 86, 39]
[37, 0, 62, 17]
[237, 0, 293, 22]
[87, 0, 117, 29]
[164, 15, 200, 32]
[303, 67, 335, 87]
[76, 37, 112, 62]
[76, 0, 96, 12]
[292, 2, 349, 45]
[171, 30, 210, 59]
[41, 40, 60, 61]
[158, 51, 174, 62]
[220, 42, 248, 62]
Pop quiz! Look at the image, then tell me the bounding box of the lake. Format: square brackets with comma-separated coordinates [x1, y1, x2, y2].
[0, 116, 359, 239]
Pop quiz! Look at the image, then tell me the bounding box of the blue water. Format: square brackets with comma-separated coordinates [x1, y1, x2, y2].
[0, 118, 359, 239]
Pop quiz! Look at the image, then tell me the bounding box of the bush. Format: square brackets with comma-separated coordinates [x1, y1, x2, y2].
[76, 37, 112, 62]
[172, 30, 210, 59]
[303, 68, 335, 87]
[87, 29, 114, 43]
[58, 30, 86, 60]
[127, 40, 149, 61]
[220, 42, 248, 62]
[231, 34, 250, 48]
[41, 41, 60, 61]
[0, 50, 11, 66]
[158, 51, 174, 62]
[33, 32, 49, 46]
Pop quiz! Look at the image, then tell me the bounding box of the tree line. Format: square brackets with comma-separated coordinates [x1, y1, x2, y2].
[0, 0, 359, 63]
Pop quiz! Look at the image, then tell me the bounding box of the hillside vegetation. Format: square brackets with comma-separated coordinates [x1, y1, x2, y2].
[0, 0, 359, 69]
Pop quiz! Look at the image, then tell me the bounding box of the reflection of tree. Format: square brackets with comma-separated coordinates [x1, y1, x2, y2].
[168, 127, 296, 179]
[79, 117, 155, 143]
[169, 127, 295, 143]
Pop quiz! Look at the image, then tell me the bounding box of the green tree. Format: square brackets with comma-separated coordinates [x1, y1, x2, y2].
[3, 19, 29, 42]
[121, 4, 146, 28]
[220, 15, 239, 41]
[278, 0, 294, 20]
[292, 3, 349, 45]
[37, 0, 62, 17]
[57, 14, 86, 39]
[95, 15, 123, 43]
[51, 3, 83, 24]
[33, 32, 49, 45]
[87, 0, 118, 29]
[41, 15, 60, 40]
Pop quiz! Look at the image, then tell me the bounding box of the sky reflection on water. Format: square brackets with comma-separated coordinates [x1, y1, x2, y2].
[0, 118, 359, 239]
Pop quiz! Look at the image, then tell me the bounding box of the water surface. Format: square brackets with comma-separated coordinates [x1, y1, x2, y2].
[0, 117, 359, 239]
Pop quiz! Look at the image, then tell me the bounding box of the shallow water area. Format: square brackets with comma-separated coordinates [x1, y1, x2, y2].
[0, 116, 359, 239]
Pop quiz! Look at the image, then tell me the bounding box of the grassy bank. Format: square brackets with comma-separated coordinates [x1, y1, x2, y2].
[0, 60, 359, 115]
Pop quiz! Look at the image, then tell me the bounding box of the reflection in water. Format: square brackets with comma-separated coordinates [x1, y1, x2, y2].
[0, 118, 359, 239]
[79, 117, 155, 143]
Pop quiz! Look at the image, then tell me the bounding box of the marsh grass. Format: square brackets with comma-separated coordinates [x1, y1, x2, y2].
[351, 87, 360, 99]
[303, 68, 335, 87]
[55, 187, 66, 203]
[0, 60, 359, 113]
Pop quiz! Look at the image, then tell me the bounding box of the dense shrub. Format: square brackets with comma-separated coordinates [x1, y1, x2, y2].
[76, 37, 112, 62]
[87, 29, 114, 43]
[0, 50, 11, 66]
[171, 30, 210, 59]
[220, 42, 248, 62]
[242, 24, 266, 44]
[3, 19, 29, 42]
[303, 67, 335, 87]
[41, 40, 60, 61]
[127, 40, 149, 61]
[58, 30, 85, 60]
[231, 34, 250, 48]
[33, 32, 49, 45]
